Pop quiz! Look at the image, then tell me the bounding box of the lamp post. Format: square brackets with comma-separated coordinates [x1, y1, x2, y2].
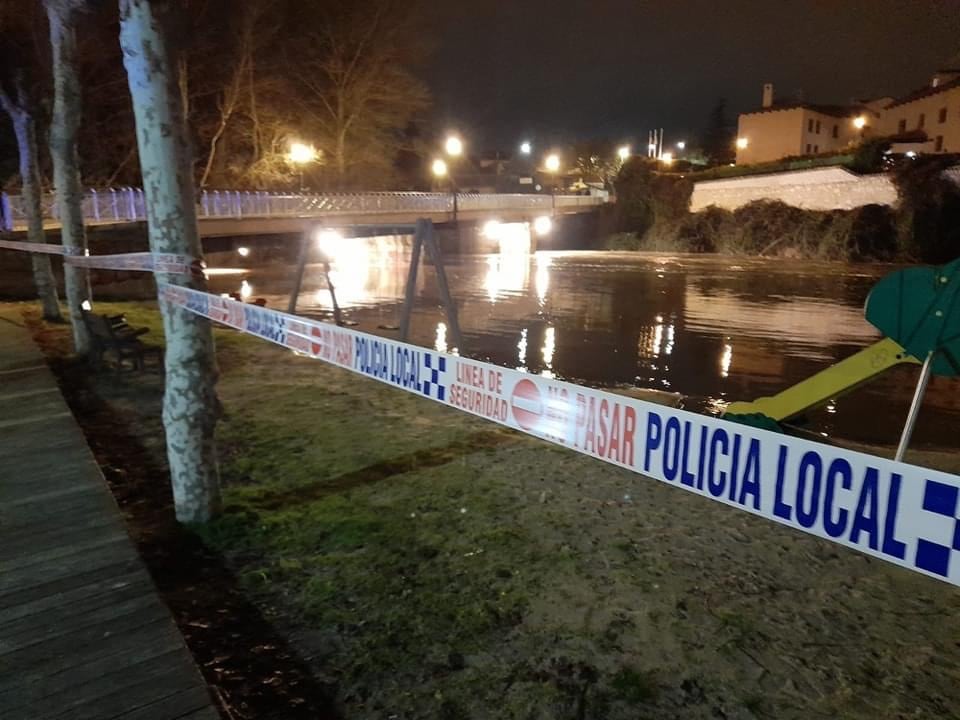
[287, 141, 317, 191]
[440, 135, 464, 220]
[544, 153, 560, 210]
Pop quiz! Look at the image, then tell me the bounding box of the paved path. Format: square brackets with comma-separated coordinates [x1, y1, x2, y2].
[0, 319, 219, 720]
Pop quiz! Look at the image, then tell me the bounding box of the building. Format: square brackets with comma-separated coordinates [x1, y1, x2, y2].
[735, 84, 872, 165]
[878, 70, 960, 154]
[735, 64, 960, 165]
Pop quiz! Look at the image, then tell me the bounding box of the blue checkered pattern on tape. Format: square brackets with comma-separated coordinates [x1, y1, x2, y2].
[422, 353, 446, 400]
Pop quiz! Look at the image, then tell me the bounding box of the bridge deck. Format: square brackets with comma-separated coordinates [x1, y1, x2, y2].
[0, 319, 218, 720]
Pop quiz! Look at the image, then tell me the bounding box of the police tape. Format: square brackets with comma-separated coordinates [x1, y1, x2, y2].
[158, 281, 960, 589]
[0, 239, 196, 274]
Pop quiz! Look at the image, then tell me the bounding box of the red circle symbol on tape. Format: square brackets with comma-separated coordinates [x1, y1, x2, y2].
[310, 326, 323, 357]
[511, 378, 543, 431]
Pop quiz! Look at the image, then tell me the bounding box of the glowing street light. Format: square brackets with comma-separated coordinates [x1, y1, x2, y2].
[676, 140, 686, 150]
[617, 145, 631, 161]
[287, 141, 317, 190]
[431, 158, 448, 177]
[287, 141, 317, 164]
[520, 140, 532, 155]
[533, 216, 552, 236]
[661, 152, 674, 165]
[736, 137, 749, 150]
[445, 136, 463, 156]
[544, 153, 560, 173]
[648, 142, 657, 153]
[853, 115, 867, 129]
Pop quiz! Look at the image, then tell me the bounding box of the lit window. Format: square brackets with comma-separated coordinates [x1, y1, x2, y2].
[939, 107, 947, 123]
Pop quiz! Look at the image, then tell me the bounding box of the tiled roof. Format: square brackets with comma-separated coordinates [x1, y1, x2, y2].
[741, 103, 859, 118]
[887, 77, 960, 109]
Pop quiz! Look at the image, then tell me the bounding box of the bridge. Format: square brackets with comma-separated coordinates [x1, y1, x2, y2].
[1, 188, 609, 237]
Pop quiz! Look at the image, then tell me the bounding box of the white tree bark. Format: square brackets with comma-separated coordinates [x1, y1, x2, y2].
[119, 0, 222, 523]
[46, 2, 92, 354]
[0, 88, 62, 322]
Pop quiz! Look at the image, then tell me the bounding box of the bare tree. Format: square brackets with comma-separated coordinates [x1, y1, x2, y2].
[0, 1, 61, 321]
[119, 0, 222, 523]
[297, 0, 429, 187]
[44, 0, 92, 354]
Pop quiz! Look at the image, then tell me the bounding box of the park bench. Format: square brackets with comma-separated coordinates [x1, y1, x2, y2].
[80, 309, 162, 371]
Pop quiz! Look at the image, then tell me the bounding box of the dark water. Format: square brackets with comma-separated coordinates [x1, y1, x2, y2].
[205, 244, 960, 450]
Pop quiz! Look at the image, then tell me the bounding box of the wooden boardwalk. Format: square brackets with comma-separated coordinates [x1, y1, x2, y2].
[0, 319, 219, 720]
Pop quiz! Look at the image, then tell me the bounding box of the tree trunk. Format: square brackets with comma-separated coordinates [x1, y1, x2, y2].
[47, 5, 92, 354]
[11, 113, 62, 322]
[119, 0, 222, 524]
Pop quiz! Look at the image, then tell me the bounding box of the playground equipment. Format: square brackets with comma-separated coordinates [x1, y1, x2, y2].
[724, 257, 960, 459]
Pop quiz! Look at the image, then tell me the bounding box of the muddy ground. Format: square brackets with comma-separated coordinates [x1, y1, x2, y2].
[9, 301, 960, 720]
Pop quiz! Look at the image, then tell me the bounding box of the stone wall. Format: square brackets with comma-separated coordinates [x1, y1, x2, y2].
[690, 167, 898, 212]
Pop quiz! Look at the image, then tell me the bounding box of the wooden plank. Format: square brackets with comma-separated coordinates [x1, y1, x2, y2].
[0, 322, 216, 720]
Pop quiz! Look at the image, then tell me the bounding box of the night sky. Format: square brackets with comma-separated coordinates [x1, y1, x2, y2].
[424, 0, 960, 152]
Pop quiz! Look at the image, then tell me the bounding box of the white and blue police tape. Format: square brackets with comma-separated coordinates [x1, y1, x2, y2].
[0, 239, 195, 274]
[160, 281, 960, 589]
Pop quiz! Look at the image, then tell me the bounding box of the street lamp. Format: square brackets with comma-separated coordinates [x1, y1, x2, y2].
[445, 135, 463, 157]
[520, 140, 532, 155]
[676, 141, 686, 150]
[431, 158, 448, 178]
[736, 137, 749, 150]
[661, 152, 674, 165]
[544, 153, 560, 173]
[853, 115, 867, 130]
[617, 145, 631, 161]
[287, 141, 317, 191]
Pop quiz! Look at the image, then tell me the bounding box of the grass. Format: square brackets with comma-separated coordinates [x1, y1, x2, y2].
[17, 299, 960, 720]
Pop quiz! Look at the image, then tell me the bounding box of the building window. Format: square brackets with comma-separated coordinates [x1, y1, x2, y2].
[813, 145, 819, 153]
[936, 135, 944, 151]
[898, 118, 906, 133]
[832, 124, 839, 138]
[939, 107, 948, 123]
[919, 113, 925, 129]
[808, 119, 814, 132]
[815, 120, 821, 134]
[806, 143, 811, 154]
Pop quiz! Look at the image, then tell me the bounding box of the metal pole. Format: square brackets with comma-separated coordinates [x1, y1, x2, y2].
[287, 232, 311, 314]
[420, 219, 465, 352]
[322, 259, 343, 326]
[895, 351, 935, 462]
[399, 226, 423, 342]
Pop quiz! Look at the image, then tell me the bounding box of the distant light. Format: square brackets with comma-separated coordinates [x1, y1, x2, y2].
[237, 246, 250, 257]
[314, 228, 343, 257]
[287, 141, 316, 164]
[482, 219, 502, 239]
[431, 158, 448, 177]
[533, 216, 552, 236]
[661, 152, 674, 165]
[648, 142, 657, 152]
[544, 153, 560, 172]
[906, 150, 917, 158]
[736, 137, 749, 150]
[81, 299, 92, 311]
[240, 280, 252, 299]
[445, 136, 463, 156]
[520, 141, 532, 155]
[676, 141, 686, 150]
[617, 145, 631, 161]
[853, 115, 867, 129]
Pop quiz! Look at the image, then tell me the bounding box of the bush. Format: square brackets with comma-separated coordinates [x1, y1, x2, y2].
[892, 155, 960, 262]
[613, 158, 692, 236]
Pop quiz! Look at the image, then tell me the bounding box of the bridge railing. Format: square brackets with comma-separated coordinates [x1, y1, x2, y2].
[1, 188, 609, 231]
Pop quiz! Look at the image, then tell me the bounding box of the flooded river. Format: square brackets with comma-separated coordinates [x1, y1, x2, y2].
[204, 245, 960, 450]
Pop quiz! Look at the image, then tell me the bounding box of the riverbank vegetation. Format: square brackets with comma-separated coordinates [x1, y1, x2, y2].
[609, 155, 960, 263]
[11, 299, 960, 719]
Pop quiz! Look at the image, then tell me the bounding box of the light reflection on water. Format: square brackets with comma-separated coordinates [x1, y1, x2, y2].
[204, 243, 960, 449]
